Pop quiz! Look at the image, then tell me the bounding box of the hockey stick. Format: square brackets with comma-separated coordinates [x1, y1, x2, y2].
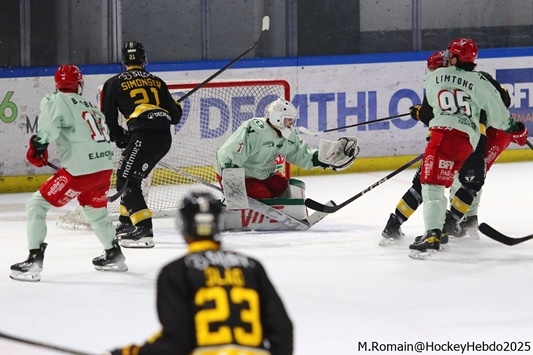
[526, 140, 533, 150]
[0, 330, 96, 355]
[305, 154, 423, 213]
[156, 160, 331, 230]
[177, 16, 270, 104]
[298, 112, 410, 135]
[46, 162, 127, 202]
[478, 223, 533, 246]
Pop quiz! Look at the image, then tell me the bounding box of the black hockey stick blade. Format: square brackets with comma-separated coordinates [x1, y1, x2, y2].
[177, 16, 270, 104]
[478, 223, 533, 246]
[0, 330, 96, 355]
[305, 154, 423, 213]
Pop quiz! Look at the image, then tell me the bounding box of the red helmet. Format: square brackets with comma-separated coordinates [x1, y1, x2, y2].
[446, 38, 478, 64]
[427, 50, 445, 71]
[55, 65, 84, 94]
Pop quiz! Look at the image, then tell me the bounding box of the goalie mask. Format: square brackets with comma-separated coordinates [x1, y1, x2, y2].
[55, 65, 84, 95]
[265, 98, 297, 139]
[178, 192, 223, 241]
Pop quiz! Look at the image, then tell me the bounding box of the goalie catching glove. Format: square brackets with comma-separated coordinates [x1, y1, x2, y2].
[317, 136, 360, 171]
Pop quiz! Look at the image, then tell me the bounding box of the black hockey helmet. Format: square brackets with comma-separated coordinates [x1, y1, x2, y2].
[178, 191, 223, 241]
[122, 41, 147, 67]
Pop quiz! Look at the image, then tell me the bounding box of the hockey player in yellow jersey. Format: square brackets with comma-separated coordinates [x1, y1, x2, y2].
[107, 191, 293, 355]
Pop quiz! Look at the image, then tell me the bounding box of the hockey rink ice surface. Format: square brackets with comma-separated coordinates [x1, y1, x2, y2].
[1, 160, 532, 355]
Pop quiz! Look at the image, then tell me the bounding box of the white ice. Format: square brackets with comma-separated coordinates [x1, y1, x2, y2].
[1, 161, 532, 355]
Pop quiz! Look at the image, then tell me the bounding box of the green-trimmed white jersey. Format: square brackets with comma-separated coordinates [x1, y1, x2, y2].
[425, 66, 515, 150]
[215, 118, 319, 180]
[35, 91, 114, 176]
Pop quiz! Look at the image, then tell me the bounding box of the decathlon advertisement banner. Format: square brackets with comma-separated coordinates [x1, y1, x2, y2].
[1, 48, 532, 176]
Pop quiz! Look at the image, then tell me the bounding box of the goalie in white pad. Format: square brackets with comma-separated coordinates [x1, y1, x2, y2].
[215, 97, 360, 230]
[221, 168, 249, 210]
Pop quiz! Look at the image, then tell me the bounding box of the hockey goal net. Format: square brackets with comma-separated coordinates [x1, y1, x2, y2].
[56, 79, 291, 230]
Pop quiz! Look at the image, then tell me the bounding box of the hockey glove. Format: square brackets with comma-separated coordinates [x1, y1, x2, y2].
[110, 127, 130, 149]
[26, 135, 49, 167]
[409, 105, 422, 121]
[317, 136, 360, 171]
[510, 121, 528, 146]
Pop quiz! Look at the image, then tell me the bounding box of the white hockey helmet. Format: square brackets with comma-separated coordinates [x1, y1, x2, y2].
[265, 98, 297, 139]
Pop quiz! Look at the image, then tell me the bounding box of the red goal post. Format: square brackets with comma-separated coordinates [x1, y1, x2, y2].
[57, 78, 291, 230]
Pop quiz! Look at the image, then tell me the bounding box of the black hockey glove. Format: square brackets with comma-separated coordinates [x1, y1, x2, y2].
[110, 127, 130, 149]
[409, 105, 422, 121]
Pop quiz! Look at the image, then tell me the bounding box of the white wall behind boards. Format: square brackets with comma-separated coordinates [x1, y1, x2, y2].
[1, 53, 532, 176]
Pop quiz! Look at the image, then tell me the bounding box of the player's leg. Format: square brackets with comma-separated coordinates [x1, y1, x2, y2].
[445, 144, 485, 238]
[380, 166, 422, 245]
[10, 169, 76, 281]
[10, 191, 50, 282]
[76, 169, 127, 271]
[117, 130, 172, 248]
[410, 129, 471, 256]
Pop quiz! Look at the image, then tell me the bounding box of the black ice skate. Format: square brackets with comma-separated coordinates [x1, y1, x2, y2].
[115, 222, 135, 239]
[414, 231, 448, 246]
[119, 225, 154, 248]
[443, 210, 465, 238]
[379, 213, 405, 246]
[92, 240, 128, 272]
[460, 215, 480, 240]
[10, 243, 47, 282]
[409, 229, 441, 259]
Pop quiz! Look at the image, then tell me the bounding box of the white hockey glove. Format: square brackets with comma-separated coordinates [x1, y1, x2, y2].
[318, 136, 360, 171]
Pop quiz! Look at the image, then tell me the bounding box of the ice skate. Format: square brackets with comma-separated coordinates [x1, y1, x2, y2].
[115, 222, 135, 239]
[119, 225, 155, 248]
[409, 229, 441, 259]
[10, 243, 47, 282]
[414, 231, 448, 248]
[92, 240, 128, 272]
[443, 210, 465, 238]
[379, 213, 405, 246]
[460, 216, 480, 240]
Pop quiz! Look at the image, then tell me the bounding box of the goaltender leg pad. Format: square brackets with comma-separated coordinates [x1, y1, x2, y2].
[222, 168, 249, 210]
[221, 198, 333, 231]
[288, 178, 306, 199]
[318, 136, 360, 171]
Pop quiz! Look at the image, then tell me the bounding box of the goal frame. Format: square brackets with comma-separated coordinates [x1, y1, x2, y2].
[57, 78, 292, 230]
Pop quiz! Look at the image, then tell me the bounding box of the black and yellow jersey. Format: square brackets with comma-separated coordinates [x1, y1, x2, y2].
[101, 66, 182, 136]
[135, 240, 293, 355]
